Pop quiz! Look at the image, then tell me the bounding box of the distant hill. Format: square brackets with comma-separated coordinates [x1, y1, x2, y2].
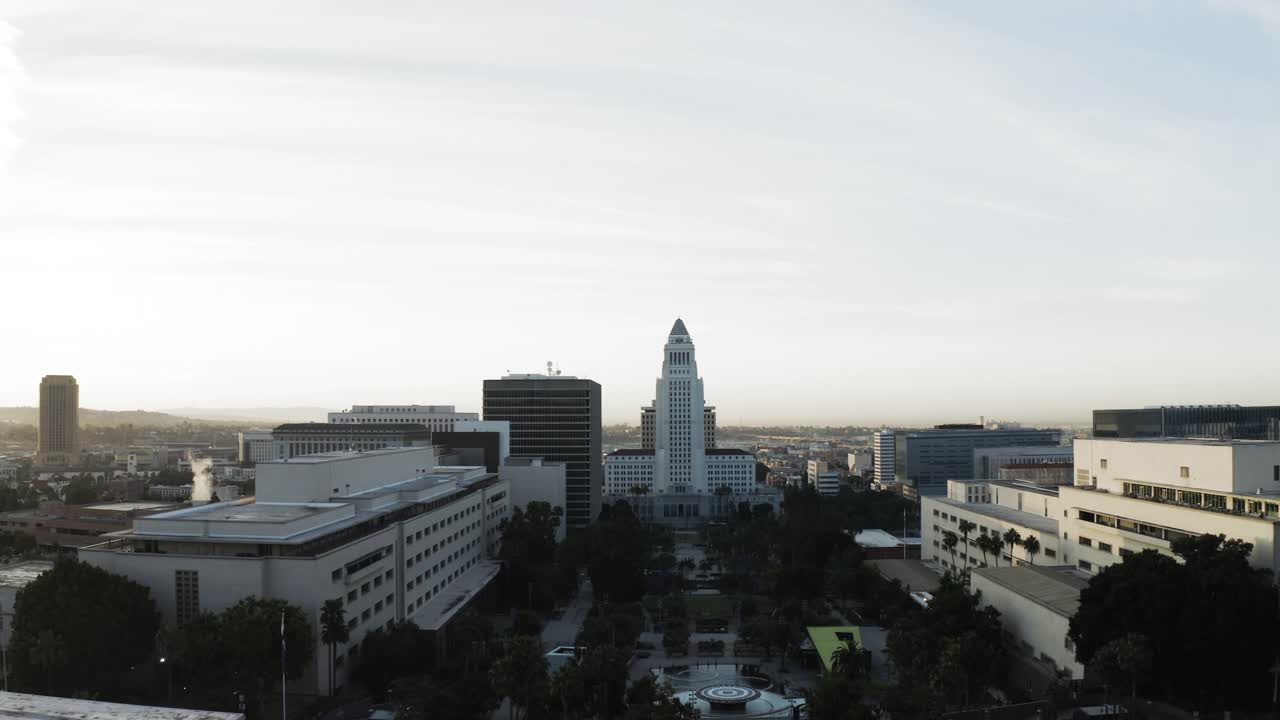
[0, 407, 244, 428]
[158, 407, 332, 424]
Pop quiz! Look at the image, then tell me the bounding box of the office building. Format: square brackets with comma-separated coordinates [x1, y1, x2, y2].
[36, 375, 78, 469]
[483, 373, 601, 532]
[501, 458, 568, 542]
[271, 423, 434, 460]
[847, 449, 872, 479]
[973, 445, 1073, 481]
[328, 405, 479, 434]
[873, 431, 895, 489]
[895, 426, 1061, 494]
[83, 447, 510, 695]
[1093, 404, 1280, 440]
[237, 431, 274, 464]
[807, 460, 847, 496]
[642, 405, 716, 449]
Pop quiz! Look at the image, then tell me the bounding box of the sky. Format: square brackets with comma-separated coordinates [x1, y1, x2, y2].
[1, 1, 1279, 425]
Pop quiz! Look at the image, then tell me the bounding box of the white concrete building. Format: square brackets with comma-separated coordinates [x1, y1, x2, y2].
[873, 431, 895, 489]
[82, 447, 510, 695]
[970, 565, 1088, 681]
[847, 450, 872, 478]
[328, 405, 478, 434]
[604, 319, 756, 503]
[0, 692, 244, 720]
[453, 420, 511, 463]
[807, 460, 847, 496]
[237, 431, 274, 464]
[501, 457, 568, 543]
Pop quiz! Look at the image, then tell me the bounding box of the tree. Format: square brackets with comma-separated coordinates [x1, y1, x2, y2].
[628, 484, 650, 497]
[623, 676, 700, 720]
[217, 596, 313, 717]
[957, 519, 976, 562]
[1093, 633, 1152, 700]
[62, 476, 101, 505]
[395, 666, 500, 720]
[512, 609, 543, 639]
[941, 531, 959, 572]
[886, 575, 1008, 715]
[973, 534, 992, 567]
[354, 621, 434, 702]
[492, 635, 550, 720]
[320, 598, 349, 696]
[499, 501, 566, 611]
[989, 535, 1005, 567]
[28, 630, 66, 694]
[9, 558, 159, 697]
[662, 619, 690, 656]
[1001, 528, 1021, 565]
[1021, 535, 1040, 566]
[1070, 535, 1278, 710]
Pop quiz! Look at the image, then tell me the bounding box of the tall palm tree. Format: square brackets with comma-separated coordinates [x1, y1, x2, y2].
[1002, 528, 1022, 565]
[942, 531, 959, 572]
[990, 535, 1005, 567]
[958, 520, 976, 565]
[320, 599, 349, 696]
[974, 533, 991, 566]
[1021, 535, 1041, 566]
[29, 629, 67, 695]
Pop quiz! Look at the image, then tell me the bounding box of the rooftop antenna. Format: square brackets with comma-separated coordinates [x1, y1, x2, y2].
[547, 361, 554, 376]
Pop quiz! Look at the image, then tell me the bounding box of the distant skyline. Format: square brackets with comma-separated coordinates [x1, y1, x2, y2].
[3, 2, 1279, 425]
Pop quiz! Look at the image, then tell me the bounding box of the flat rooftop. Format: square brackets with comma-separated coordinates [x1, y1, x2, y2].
[0, 692, 244, 720]
[157, 501, 337, 524]
[81, 502, 177, 512]
[1091, 437, 1280, 447]
[971, 565, 1090, 618]
[855, 529, 918, 548]
[0, 561, 54, 589]
[260, 446, 433, 464]
[930, 497, 1059, 535]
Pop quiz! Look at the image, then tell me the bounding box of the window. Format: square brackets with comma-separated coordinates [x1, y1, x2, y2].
[1119, 548, 1134, 557]
[347, 589, 357, 602]
[1100, 459, 1108, 469]
[175, 570, 199, 624]
[1043, 548, 1056, 558]
[1064, 636, 1074, 651]
[1078, 536, 1092, 547]
[361, 582, 371, 596]
[331, 569, 343, 581]
[1274, 465, 1279, 483]
[1078, 560, 1092, 571]
[1098, 542, 1113, 553]
[1180, 466, 1190, 478]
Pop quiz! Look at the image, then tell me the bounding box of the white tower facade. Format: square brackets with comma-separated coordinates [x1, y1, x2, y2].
[654, 319, 707, 493]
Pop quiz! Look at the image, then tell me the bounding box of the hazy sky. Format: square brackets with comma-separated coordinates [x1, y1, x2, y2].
[2, 1, 1279, 425]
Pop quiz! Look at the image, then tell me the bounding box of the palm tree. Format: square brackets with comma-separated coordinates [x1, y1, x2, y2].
[320, 599, 350, 696]
[628, 484, 649, 497]
[1021, 535, 1041, 566]
[829, 640, 866, 679]
[990, 535, 1005, 567]
[942, 531, 959, 572]
[30, 629, 67, 695]
[958, 519, 976, 562]
[974, 533, 991, 566]
[1002, 528, 1022, 565]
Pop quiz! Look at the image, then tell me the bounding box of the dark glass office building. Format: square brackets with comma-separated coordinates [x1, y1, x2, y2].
[483, 375, 602, 532]
[894, 427, 1062, 491]
[1093, 405, 1280, 440]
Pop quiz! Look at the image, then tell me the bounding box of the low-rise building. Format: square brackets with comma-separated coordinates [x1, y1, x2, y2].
[81, 447, 510, 695]
[970, 565, 1088, 682]
[0, 692, 244, 720]
[0, 561, 54, 648]
[973, 445, 1074, 481]
[328, 405, 479, 434]
[237, 431, 274, 464]
[0, 501, 181, 550]
[270, 423, 435, 460]
[847, 450, 872, 479]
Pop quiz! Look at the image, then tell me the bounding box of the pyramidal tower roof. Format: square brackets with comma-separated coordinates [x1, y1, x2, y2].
[670, 318, 689, 336]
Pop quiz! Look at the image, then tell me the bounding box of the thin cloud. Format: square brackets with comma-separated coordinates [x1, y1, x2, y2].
[1137, 258, 1243, 281]
[0, 19, 27, 168]
[1101, 287, 1199, 303]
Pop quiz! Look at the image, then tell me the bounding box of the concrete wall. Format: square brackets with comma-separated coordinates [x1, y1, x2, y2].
[257, 448, 436, 503]
[971, 572, 1084, 680]
[501, 461, 568, 543]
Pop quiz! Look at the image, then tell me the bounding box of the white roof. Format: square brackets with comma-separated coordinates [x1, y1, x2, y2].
[854, 529, 909, 548]
[0, 692, 243, 720]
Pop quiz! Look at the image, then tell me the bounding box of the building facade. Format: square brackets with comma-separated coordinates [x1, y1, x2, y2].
[922, 437, 1280, 579]
[847, 449, 872, 479]
[36, 375, 79, 469]
[895, 427, 1062, 492]
[81, 447, 510, 695]
[237, 431, 274, 464]
[482, 374, 601, 532]
[1093, 405, 1280, 441]
[970, 565, 1088, 682]
[270, 423, 434, 460]
[873, 431, 896, 490]
[642, 405, 716, 450]
[973, 445, 1074, 481]
[328, 405, 479, 434]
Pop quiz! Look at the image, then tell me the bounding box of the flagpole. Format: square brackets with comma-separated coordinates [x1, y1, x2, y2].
[281, 610, 287, 720]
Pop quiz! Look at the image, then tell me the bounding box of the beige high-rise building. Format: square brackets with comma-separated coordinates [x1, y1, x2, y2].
[36, 375, 79, 468]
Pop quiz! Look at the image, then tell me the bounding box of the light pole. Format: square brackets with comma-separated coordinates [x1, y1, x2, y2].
[1, 601, 8, 692]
